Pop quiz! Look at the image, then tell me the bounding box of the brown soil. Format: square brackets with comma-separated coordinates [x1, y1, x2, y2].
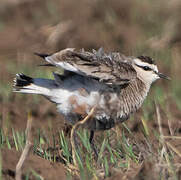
[1, 148, 66, 180]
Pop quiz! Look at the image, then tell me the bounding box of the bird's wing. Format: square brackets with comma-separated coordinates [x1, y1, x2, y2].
[35, 48, 137, 86]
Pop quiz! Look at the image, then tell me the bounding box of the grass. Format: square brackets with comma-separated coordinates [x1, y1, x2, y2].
[1, 112, 180, 180]
[0, 124, 137, 179]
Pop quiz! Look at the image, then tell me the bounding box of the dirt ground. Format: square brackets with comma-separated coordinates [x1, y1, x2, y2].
[1, 148, 66, 180]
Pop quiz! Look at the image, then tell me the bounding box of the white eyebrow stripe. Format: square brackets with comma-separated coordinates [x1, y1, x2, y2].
[133, 58, 152, 67]
[134, 58, 159, 72]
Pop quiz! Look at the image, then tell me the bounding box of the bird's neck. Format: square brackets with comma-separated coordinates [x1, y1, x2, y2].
[119, 78, 150, 117]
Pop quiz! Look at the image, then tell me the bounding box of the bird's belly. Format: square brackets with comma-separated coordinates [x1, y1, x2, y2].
[55, 89, 100, 118]
[54, 89, 129, 129]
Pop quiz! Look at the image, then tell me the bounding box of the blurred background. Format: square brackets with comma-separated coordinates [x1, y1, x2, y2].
[1, 0, 181, 129]
[1, 0, 181, 179]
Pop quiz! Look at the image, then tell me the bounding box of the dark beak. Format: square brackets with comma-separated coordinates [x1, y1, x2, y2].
[157, 72, 171, 80]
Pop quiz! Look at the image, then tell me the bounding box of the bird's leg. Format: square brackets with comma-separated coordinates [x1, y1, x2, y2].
[89, 130, 98, 159]
[70, 106, 96, 166]
[89, 130, 94, 144]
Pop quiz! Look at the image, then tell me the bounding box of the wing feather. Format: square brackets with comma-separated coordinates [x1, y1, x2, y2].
[35, 48, 137, 86]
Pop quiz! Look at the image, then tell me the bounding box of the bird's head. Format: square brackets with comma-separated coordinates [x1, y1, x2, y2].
[132, 56, 170, 85]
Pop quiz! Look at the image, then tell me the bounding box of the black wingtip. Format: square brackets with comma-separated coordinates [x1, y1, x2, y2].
[34, 52, 50, 59]
[14, 73, 33, 87]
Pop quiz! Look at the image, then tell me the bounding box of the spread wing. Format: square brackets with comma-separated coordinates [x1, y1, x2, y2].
[35, 48, 137, 86]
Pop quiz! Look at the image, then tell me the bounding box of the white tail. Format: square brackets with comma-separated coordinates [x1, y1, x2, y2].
[13, 73, 55, 96]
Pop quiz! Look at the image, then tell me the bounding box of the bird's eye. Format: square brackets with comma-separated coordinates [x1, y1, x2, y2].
[143, 66, 151, 71]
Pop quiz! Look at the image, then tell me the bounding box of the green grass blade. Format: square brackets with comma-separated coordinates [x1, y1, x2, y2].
[12, 128, 19, 151]
[59, 131, 71, 163]
[77, 130, 91, 152]
[106, 143, 115, 164]
[6, 136, 11, 149]
[104, 156, 109, 177]
[98, 138, 107, 162]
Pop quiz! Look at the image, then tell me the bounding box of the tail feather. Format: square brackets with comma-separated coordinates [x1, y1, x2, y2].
[13, 73, 51, 95]
[14, 73, 33, 87]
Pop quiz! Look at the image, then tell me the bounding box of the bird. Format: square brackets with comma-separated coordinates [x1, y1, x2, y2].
[13, 48, 169, 152]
